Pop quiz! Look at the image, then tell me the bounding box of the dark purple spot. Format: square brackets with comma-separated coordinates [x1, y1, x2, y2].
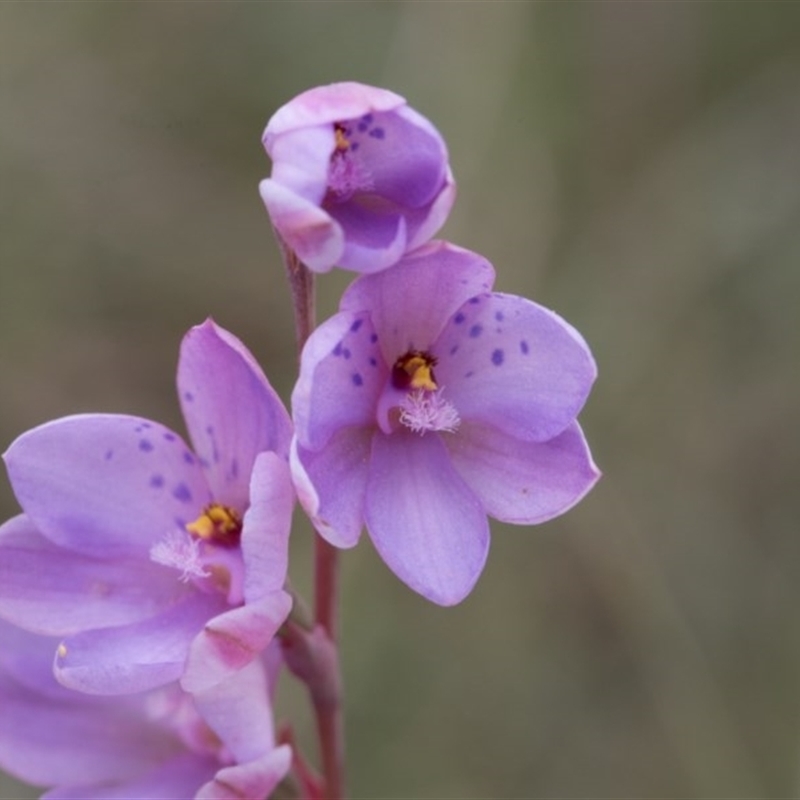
[352, 373, 364, 387]
[350, 318, 364, 333]
[449, 344, 459, 355]
[172, 483, 193, 503]
[453, 312, 466, 325]
[469, 297, 481, 304]
[163, 432, 176, 442]
[213, 446, 220, 464]
[520, 340, 529, 355]
[139, 439, 154, 452]
[230, 459, 239, 479]
[369, 127, 385, 139]
[183, 391, 194, 402]
[333, 342, 343, 357]
[370, 333, 378, 343]
[369, 357, 377, 367]
[350, 142, 360, 151]
[105, 449, 114, 461]
[357, 120, 369, 132]
[464, 370, 475, 379]
[361, 113, 373, 124]
[491, 349, 505, 366]
[495, 311, 505, 322]
[205, 425, 214, 435]
[183, 451, 195, 465]
[174, 516, 186, 530]
[150, 474, 165, 489]
[342, 348, 351, 359]
[469, 324, 483, 338]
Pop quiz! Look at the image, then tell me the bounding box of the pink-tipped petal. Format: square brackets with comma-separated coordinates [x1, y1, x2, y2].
[290, 428, 371, 548]
[341, 242, 495, 363]
[4, 414, 211, 559]
[365, 430, 489, 605]
[259, 179, 344, 273]
[446, 421, 601, 524]
[435, 293, 597, 442]
[55, 593, 227, 695]
[191, 658, 277, 763]
[195, 746, 292, 800]
[0, 515, 188, 636]
[268, 125, 333, 203]
[264, 82, 404, 141]
[178, 320, 293, 510]
[181, 592, 292, 695]
[292, 311, 387, 451]
[242, 453, 294, 604]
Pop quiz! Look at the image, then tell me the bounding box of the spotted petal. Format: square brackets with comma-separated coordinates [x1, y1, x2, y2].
[4, 414, 211, 559]
[293, 311, 387, 452]
[178, 320, 292, 511]
[435, 293, 597, 442]
[341, 241, 495, 364]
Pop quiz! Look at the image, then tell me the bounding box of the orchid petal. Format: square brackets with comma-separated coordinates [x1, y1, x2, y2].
[42, 754, 218, 800]
[331, 204, 408, 274]
[341, 242, 495, 364]
[446, 421, 601, 524]
[242, 452, 294, 604]
[4, 414, 211, 559]
[0, 515, 188, 636]
[55, 593, 227, 695]
[365, 430, 489, 606]
[0, 668, 179, 788]
[195, 746, 292, 800]
[267, 125, 332, 203]
[181, 592, 292, 694]
[435, 293, 597, 441]
[259, 179, 344, 273]
[191, 658, 276, 763]
[292, 311, 386, 451]
[178, 320, 292, 510]
[291, 428, 371, 548]
[264, 82, 404, 140]
[406, 166, 457, 250]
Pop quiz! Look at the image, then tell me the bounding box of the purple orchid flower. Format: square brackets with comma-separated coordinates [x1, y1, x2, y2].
[0, 319, 294, 695]
[259, 81, 455, 274]
[0, 619, 291, 800]
[290, 241, 600, 606]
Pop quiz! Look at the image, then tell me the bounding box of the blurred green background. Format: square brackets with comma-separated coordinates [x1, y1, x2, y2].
[2, 2, 800, 798]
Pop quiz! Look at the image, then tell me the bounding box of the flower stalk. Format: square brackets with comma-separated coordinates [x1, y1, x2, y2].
[276, 226, 346, 799]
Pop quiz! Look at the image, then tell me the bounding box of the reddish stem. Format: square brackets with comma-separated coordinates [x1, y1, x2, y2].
[275, 229, 345, 799]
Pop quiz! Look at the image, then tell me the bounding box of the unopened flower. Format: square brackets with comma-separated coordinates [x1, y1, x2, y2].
[260, 81, 455, 274]
[0, 619, 291, 800]
[0, 320, 294, 695]
[291, 241, 600, 605]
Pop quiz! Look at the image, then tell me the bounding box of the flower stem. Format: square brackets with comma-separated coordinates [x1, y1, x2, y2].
[276, 229, 345, 799]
